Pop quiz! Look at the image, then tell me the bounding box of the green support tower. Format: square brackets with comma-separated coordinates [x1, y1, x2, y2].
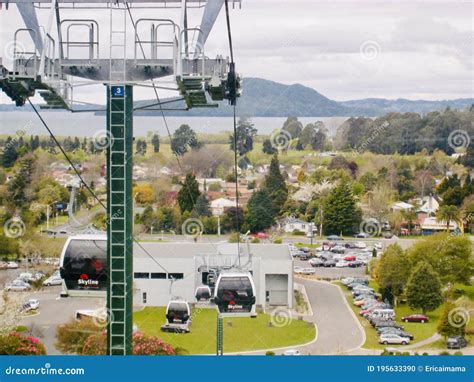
[106, 85, 134, 355]
[216, 316, 224, 356]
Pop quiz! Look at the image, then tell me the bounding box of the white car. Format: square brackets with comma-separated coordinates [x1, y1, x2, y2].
[6, 261, 19, 269]
[283, 349, 300, 356]
[335, 261, 348, 268]
[379, 333, 410, 345]
[6, 280, 31, 291]
[43, 274, 63, 286]
[26, 299, 40, 310]
[374, 243, 383, 250]
[300, 267, 315, 275]
[355, 241, 367, 249]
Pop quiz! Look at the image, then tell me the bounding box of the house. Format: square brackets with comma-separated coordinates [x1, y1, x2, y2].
[210, 198, 236, 216]
[391, 201, 414, 212]
[277, 216, 315, 234]
[420, 216, 458, 235]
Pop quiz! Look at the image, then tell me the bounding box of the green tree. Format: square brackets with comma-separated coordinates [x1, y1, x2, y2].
[406, 261, 443, 314]
[376, 244, 412, 305]
[323, 181, 362, 235]
[262, 139, 277, 155]
[177, 173, 201, 214]
[264, 154, 288, 213]
[151, 134, 160, 153]
[245, 188, 276, 232]
[437, 302, 466, 339]
[221, 207, 244, 233]
[171, 125, 201, 156]
[2, 137, 18, 168]
[436, 205, 461, 232]
[195, 194, 211, 217]
[7, 156, 35, 207]
[229, 118, 257, 156]
[282, 116, 303, 139]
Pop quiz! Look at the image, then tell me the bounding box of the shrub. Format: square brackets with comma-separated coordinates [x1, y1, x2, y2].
[55, 317, 102, 354]
[273, 237, 283, 244]
[82, 332, 176, 355]
[439, 351, 451, 356]
[292, 229, 305, 236]
[265, 351, 275, 356]
[0, 332, 46, 355]
[251, 237, 260, 243]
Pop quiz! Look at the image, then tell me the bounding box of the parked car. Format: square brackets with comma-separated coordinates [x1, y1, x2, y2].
[43, 273, 63, 286]
[335, 260, 348, 268]
[379, 333, 410, 345]
[344, 255, 356, 262]
[375, 321, 404, 331]
[330, 245, 346, 254]
[283, 349, 300, 356]
[401, 314, 429, 323]
[446, 336, 468, 349]
[0, 261, 9, 270]
[354, 241, 367, 249]
[20, 298, 40, 312]
[345, 242, 358, 249]
[354, 232, 369, 238]
[348, 260, 364, 268]
[354, 298, 376, 307]
[300, 247, 310, 253]
[6, 261, 19, 269]
[323, 259, 336, 267]
[327, 235, 344, 241]
[378, 328, 414, 340]
[5, 280, 31, 291]
[309, 258, 324, 267]
[300, 268, 315, 275]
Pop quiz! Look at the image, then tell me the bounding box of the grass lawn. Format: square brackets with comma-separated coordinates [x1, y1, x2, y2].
[134, 307, 316, 354]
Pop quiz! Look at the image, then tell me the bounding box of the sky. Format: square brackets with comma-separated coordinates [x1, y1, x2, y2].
[0, 0, 472, 105]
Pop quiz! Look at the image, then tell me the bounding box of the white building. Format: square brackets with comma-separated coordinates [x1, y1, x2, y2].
[276, 216, 314, 234]
[132, 243, 293, 308]
[210, 198, 236, 216]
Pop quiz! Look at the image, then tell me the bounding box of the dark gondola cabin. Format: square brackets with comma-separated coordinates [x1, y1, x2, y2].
[214, 272, 256, 314]
[59, 235, 107, 297]
[195, 285, 212, 301]
[165, 300, 191, 324]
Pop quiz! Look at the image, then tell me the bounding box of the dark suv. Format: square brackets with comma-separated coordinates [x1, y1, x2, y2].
[446, 336, 468, 349]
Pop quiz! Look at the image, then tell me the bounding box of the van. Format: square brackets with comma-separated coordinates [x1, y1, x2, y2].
[370, 309, 395, 319]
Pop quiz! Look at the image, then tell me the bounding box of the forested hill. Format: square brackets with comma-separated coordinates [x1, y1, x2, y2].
[0, 77, 472, 117]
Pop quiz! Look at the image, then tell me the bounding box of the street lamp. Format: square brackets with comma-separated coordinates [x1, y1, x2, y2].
[46, 201, 58, 231]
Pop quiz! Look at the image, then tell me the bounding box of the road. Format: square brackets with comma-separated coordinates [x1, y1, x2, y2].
[296, 278, 364, 355]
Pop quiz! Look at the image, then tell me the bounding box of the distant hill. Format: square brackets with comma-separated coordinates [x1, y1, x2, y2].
[0, 77, 472, 117]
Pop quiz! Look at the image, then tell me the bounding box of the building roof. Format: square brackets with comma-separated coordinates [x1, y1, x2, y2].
[134, 242, 292, 260]
[392, 201, 414, 210]
[420, 216, 458, 231]
[210, 198, 236, 208]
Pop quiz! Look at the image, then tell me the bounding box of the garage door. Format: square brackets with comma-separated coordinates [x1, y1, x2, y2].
[266, 274, 288, 306]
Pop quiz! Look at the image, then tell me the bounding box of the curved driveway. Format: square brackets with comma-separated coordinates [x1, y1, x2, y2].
[296, 278, 364, 355]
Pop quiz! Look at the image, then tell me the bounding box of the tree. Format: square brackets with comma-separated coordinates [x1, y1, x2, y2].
[298, 122, 327, 151]
[229, 118, 257, 156]
[195, 194, 211, 217]
[151, 134, 160, 153]
[171, 125, 201, 156]
[282, 116, 303, 139]
[408, 233, 472, 285]
[0, 332, 46, 355]
[323, 181, 362, 235]
[55, 317, 102, 354]
[177, 173, 201, 213]
[406, 261, 443, 314]
[221, 207, 244, 233]
[436, 205, 461, 232]
[2, 137, 18, 168]
[7, 155, 35, 207]
[133, 184, 155, 204]
[245, 188, 276, 232]
[437, 302, 466, 339]
[264, 154, 288, 212]
[262, 139, 277, 155]
[376, 244, 411, 305]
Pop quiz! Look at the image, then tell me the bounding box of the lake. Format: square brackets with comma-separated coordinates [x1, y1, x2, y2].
[0, 112, 348, 138]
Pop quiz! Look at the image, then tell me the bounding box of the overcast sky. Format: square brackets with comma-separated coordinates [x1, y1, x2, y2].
[0, 0, 472, 104]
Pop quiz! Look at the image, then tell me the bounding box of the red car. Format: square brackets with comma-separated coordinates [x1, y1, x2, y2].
[344, 255, 356, 262]
[402, 314, 429, 323]
[252, 232, 269, 239]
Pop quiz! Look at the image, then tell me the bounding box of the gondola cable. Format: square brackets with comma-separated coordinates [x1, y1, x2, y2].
[26, 98, 171, 275]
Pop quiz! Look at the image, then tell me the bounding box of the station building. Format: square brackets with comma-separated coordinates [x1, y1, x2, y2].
[132, 243, 294, 309]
